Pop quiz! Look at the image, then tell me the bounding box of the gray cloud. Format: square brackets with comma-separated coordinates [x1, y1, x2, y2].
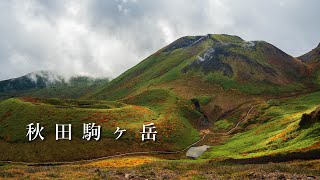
[0, 0, 319, 80]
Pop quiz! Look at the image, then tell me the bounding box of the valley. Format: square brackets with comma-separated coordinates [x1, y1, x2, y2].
[0, 34, 319, 179]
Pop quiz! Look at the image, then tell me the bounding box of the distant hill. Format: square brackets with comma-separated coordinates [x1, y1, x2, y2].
[0, 71, 64, 92]
[0, 71, 109, 100]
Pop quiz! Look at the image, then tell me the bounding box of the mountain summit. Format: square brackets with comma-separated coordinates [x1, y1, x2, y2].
[298, 42, 320, 63]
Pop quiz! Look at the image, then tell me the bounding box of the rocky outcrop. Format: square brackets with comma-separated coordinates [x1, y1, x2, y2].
[299, 106, 320, 127]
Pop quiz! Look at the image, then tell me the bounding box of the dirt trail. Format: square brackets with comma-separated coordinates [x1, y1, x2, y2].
[199, 98, 272, 147]
[224, 96, 291, 135]
[227, 105, 256, 134]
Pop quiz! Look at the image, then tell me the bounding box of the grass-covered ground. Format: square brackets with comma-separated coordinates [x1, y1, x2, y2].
[0, 89, 200, 162]
[1, 77, 320, 178]
[1, 89, 319, 163]
[0, 157, 319, 179]
[202, 91, 320, 159]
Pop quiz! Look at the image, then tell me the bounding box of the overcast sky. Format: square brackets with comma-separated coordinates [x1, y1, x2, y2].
[0, 0, 319, 80]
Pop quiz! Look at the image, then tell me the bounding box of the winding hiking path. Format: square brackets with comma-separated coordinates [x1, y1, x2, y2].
[227, 106, 256, 134]
[226, 98, 277, 134]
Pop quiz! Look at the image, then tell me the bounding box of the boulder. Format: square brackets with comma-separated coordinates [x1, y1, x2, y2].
[186, 145, 210, 159]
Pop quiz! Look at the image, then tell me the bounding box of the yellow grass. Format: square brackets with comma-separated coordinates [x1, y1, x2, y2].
[87, 156, 157, 168]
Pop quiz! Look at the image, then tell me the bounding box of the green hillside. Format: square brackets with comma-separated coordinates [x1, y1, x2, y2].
[202, 91, 320, 159]
[0, 89, 200, 162]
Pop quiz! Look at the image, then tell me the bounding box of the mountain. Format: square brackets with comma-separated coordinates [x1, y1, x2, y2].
[89, 34, 315, 120]
[91, 34, 311, 100]
[0, 71, 109, 100]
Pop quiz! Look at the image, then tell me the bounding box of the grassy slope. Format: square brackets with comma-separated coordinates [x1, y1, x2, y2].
[0, 89, 200, 162]
[87, 41, 207, 100]
[203, 91, 320, 159]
